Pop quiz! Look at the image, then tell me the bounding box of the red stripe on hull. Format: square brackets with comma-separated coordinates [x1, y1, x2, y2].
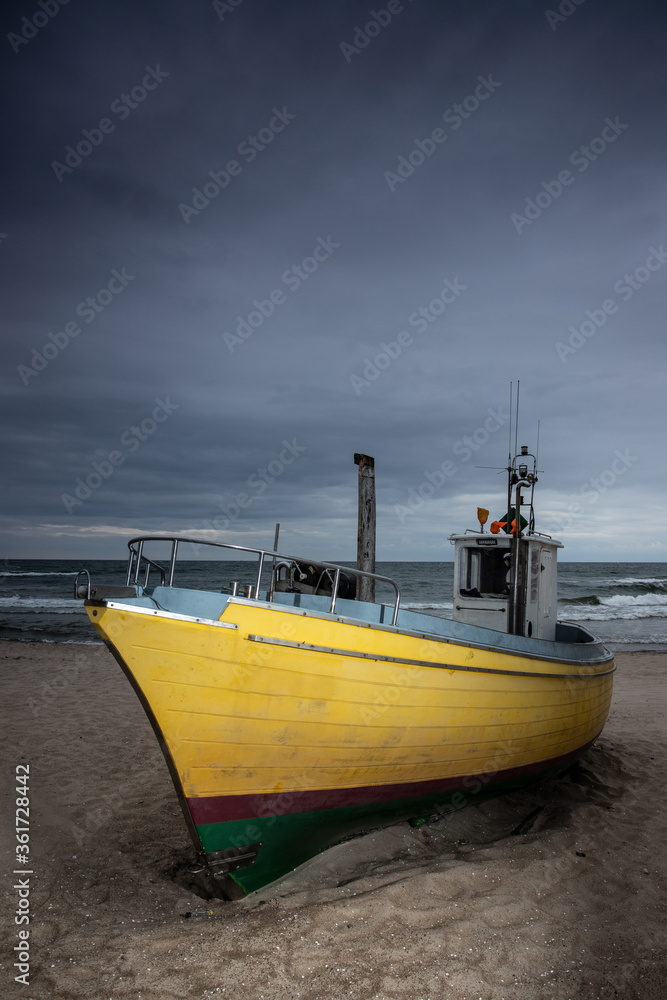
[187, 738, 597, 825]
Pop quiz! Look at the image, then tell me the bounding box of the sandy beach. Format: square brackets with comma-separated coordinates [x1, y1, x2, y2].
[1, 641, 665, 1000]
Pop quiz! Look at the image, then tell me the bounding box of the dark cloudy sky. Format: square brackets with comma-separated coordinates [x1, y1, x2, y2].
[2, 0, 666, 561]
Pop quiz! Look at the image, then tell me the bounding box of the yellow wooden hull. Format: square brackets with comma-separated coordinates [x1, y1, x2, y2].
[86, 593, 613, 895]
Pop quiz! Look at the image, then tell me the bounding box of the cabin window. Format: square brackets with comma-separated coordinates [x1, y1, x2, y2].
[459, 547, 510, 599]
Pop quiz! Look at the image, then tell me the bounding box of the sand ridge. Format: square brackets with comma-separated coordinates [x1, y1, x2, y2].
[1, 643, 665, 999]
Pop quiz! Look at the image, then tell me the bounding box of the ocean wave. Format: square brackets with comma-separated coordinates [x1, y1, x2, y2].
[0, 596, 84, 614]
[610, 577, 666, 592]
[559, 592, 667, 621]
[404, 602, 453, 611]
[605, 593, 667, 607]
[560, 595, 601, 606]
[0, 571, 76, 577]
[0, 634, 101, 644]
[604, 636, 667, 645]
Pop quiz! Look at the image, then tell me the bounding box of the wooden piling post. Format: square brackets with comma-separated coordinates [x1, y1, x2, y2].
[354, 454, 376, 602]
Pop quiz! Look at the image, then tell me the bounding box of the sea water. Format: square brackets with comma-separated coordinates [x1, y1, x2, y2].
[0, 558, 666, 651]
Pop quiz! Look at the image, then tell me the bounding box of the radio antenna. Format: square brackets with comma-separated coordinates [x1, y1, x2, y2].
[508, 382, 513, 465]
[514, 380, 520, 458]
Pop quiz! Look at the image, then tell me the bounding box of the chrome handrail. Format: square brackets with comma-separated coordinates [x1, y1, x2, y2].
[330, 567, 342, 616]
[126, 535, 402, 625]
[74, 568, 91, 599]
[126, 541, 166, 587]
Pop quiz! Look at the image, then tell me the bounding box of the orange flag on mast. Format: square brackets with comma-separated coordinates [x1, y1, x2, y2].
[477, 507, 489, 529]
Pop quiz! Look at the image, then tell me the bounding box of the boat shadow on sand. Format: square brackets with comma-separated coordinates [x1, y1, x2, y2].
[164, 740, 629, 904]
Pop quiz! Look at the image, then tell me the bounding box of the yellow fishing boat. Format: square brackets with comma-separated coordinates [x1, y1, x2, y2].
[77, 443, 613, 897]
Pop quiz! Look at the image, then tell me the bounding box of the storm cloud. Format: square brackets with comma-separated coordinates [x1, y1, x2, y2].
[2, 0, 666, 560]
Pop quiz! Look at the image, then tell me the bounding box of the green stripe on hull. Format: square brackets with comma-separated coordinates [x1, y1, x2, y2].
[196, 757, 574, 895]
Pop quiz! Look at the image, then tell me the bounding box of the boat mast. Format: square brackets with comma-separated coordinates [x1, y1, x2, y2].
[508, 383, 521, 635]
[506, 382, 513, 532]
[506, 383, 540, 636]
[507, 445, 540, 634]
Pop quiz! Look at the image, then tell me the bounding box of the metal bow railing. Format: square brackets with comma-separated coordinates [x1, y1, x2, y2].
[125, 536, 402, 625]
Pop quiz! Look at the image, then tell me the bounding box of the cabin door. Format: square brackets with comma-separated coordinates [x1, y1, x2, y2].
[538, 548, 553, 627]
